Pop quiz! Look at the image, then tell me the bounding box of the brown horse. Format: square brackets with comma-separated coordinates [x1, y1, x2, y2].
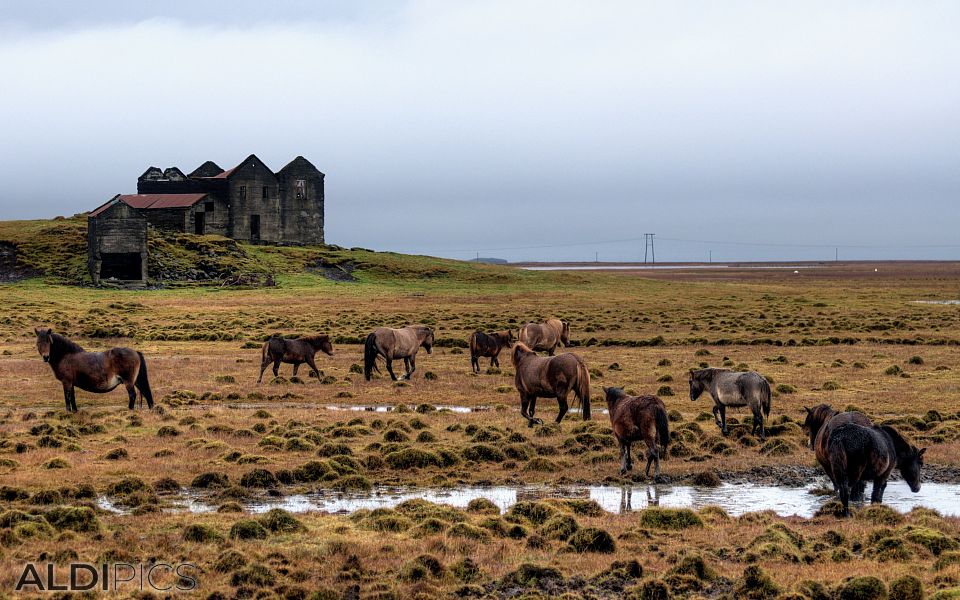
[35, 327, 153, 412]
[468, 330, 515, 373]
[518, 318, 570, 355]
[512, 342, 590, 427]
[803, 404, 872, 498]
[364, 325, 434, 381]
[827, 423, 925, 516]
[604, 387, 669, 479]
[257, 334, 334, 383]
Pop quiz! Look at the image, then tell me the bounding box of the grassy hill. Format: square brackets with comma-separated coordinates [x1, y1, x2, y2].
[0, 215, 537, 287]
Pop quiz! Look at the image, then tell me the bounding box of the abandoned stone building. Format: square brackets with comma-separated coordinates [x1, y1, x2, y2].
[87, 154, 324, 283]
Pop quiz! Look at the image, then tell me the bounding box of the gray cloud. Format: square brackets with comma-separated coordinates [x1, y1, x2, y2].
[0, 1, 957, 261]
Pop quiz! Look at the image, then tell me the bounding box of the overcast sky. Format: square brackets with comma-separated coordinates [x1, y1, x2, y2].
[0, 1, 958, 262]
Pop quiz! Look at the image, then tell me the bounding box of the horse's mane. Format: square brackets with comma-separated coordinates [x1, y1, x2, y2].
[806, 404, 836, 428]
[51, 333, 84, 355]
[300, 334, 329, 346]
[878, 425, 912, 455]
[512, 342, 536, 366]
[691, 367, 730, 380]
[605, 387, 628, 402]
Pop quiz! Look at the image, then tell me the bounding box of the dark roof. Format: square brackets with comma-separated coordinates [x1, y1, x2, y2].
[90, 193, 208, 216]
[210, 167, 235, 179]
[188, 160, 224, 178]
[278, 155, 325, 177]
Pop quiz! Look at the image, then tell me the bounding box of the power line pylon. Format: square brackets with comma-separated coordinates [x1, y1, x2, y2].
[643, 233, 656, 263]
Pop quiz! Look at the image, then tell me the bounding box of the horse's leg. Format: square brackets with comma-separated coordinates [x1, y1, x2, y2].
[555, 393, 568, 423]
[492, 355, 499, 369]
[385, 358, 398, 381]
[752, 403, 766, 440]
[406, 356, 416, 379]
[871, 478, 888, 504]
[718, 404, 728, 435]
[529, 397, 543, 426]
[71, 388, 78, 413]
[471, 353, 479, 374]
[645, 439, 658, 478]
[547, 346, 555, 356]
[853, 480, 867, 502]
[618, 442, 628, 475]
[291, 363, 300, 377]
[305, 355, 321, 380]
[272, 359, 282, 379]
[257, 354, 271, 384]
[712, 403, 722, 430]
[62, 383, 73, 413]
[125, 380, 137, 410]
[836, 473, 851, 517]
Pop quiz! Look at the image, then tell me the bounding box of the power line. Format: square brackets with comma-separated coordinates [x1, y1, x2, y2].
[447, 235, 960, 255]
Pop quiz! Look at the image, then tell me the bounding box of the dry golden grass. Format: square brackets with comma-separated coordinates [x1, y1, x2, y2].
[1, 263, 960, 597]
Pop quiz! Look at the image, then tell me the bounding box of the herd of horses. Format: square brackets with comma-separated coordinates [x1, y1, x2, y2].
[32, 319, 926, 516]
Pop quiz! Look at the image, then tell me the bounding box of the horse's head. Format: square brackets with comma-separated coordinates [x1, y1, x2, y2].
[603, 386, 626, 406]
[318, 336, 335, 356]
[688, 369, 706, 401]
[420, 327, 434, 354]
[801, 404, 832, 448]
[512, 342, 534, 367]
[35, 327, 53, 363]
[559, 320, 571, 346]
[505, 330, 516, 347]
[899, 446, 926, 493]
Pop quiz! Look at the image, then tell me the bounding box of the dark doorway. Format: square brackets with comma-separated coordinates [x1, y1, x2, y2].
[250, 215, 261, 242]
[100, 253, 142, 281]
[195, 212, 205, 235]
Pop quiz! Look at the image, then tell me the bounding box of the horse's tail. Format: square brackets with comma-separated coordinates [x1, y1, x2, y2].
[654, 402, 670, 457]
[759, 376, 772, 418]
[135, 352, 154, 408]
[363, 333, 379, 381]
[576, 357, 591, 421]
[469, 331, 479, 357]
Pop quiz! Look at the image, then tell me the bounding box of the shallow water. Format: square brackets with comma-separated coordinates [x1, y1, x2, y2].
[323, 404, 487, 414]
[136, 480, 960, 519]
[912, 300, 960, 305]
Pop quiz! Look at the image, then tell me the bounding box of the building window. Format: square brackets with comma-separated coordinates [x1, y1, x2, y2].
[239, 186, 246, 200]
[295, 179, 306, 199]
[262, 186, 268, 199]
[204, 202, 214, 213]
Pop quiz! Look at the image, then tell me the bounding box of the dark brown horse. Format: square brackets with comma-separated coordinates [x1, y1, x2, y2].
[35, 327, 153, 412]
[512, 342, 590, 427]
[363, 325, 434, 381]
[604, 387, 669, 479]
[827, 423, 925, 516]
[468, 330, 515, 373]
[257, 334, 334, 383]
[803, 404, 873, 499]
[689, 368, 771, 440]
[518, 318, 570, 355]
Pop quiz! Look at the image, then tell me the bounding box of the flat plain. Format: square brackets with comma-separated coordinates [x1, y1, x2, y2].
[1, 247, 959, 598]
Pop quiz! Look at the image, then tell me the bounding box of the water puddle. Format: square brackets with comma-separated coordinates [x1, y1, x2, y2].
[323, 405, 489, 414]
[115, 481, 960, 519]
[912, 300, 960, 305]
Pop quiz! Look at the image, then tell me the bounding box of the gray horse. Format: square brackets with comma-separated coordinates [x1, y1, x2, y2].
[363, 325, 434, 381]
[689, 368, 772, 440]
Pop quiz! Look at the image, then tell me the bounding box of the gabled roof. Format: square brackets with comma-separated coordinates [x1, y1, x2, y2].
[90, 193, 208, 216]
[188, 160, 224, 178]
[210, 167, 235, 179]
[278, 155, 325, 177]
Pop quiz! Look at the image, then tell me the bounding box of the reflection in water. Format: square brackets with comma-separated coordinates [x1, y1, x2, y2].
[143, 480, 960, 518]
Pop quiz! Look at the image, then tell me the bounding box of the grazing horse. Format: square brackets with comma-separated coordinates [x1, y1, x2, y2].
[468, 330, 515, 373]
[34, 327, 153, 412]
[604, 387, 669, 479]
[257, 334, 334, 383]
[363, 325, 434, 381]
[518, 318, 570, 355]
[827, 423, 925, 516]
[512, 342, 590, 427]
[803, 404, 873, 499]
[689, 368, 771, 440]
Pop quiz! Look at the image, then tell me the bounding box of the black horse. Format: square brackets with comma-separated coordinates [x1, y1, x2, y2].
[827, 423, 925, 516]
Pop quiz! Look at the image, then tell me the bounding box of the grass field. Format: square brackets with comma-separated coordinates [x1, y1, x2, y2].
[0, 225, 959, 597]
